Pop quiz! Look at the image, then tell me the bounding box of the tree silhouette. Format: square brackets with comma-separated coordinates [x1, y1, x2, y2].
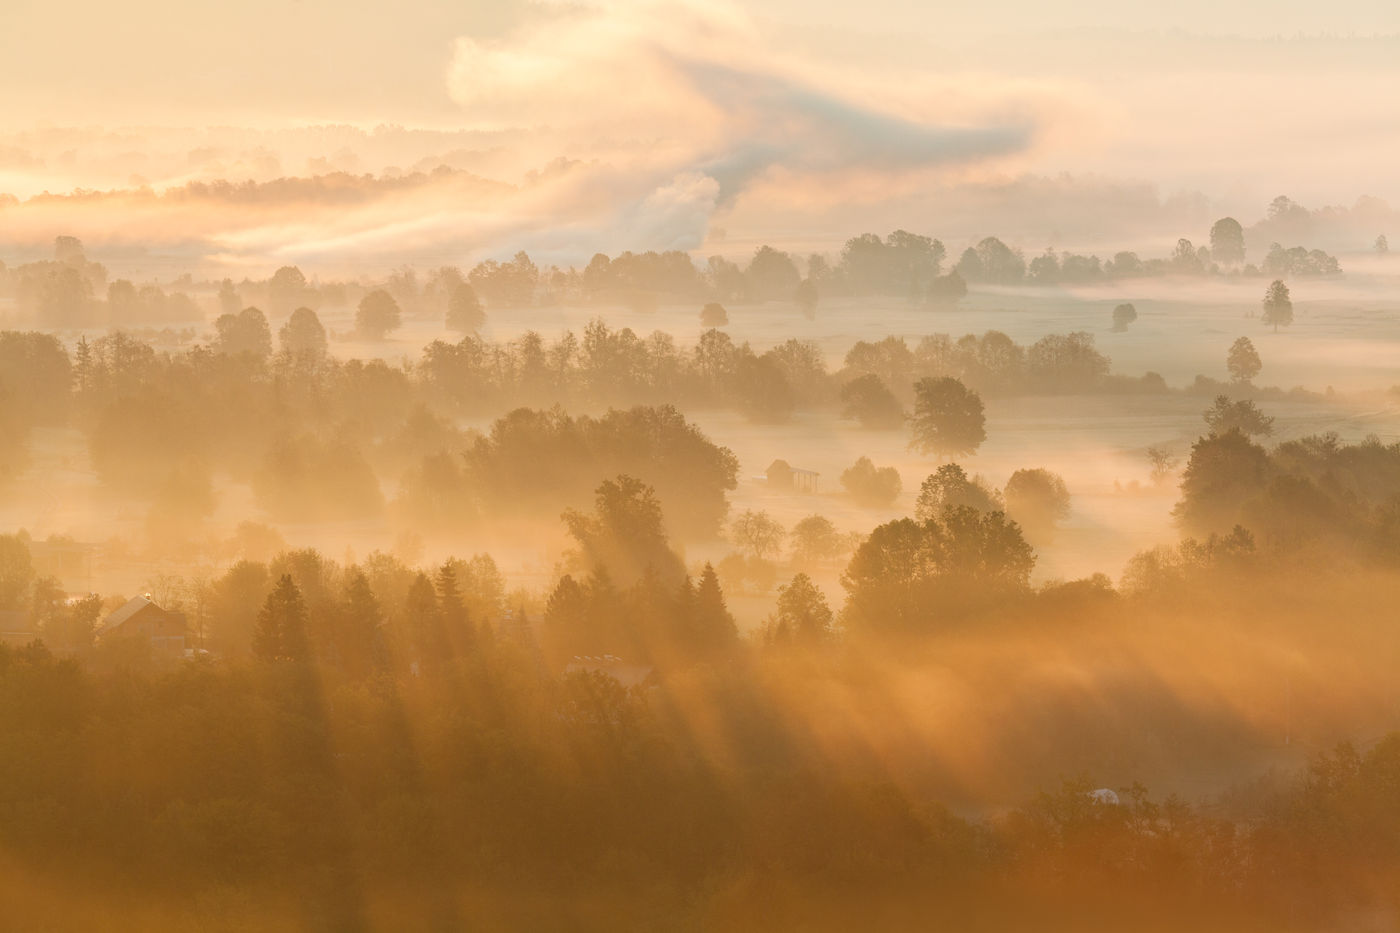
[1209, 217, 1246, 266]
[357, 289, 402, 340]
[1227, 337, 1261, 384]
[1262, 280, 1293, 333]
[910, 377, 986, 458]
[252, 574, 310, 663]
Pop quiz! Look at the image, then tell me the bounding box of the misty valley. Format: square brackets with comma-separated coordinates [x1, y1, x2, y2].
[2, 214, 1400, 931]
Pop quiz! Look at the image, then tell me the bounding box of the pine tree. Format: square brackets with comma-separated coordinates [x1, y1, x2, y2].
[253, 574, 310, 662]
[404, 572, 442, 671]
[435, 560, 475, 655]
[694, 563, 738, 655]
[341, 569, 386, 676]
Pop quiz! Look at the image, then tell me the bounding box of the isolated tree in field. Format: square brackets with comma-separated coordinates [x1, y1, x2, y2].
[699, 302, 728, 327]
[1111, 303, 1137, 332]
[1145, 446, 1178, 486]
[356, 288, 402, 340]
[1209, 217, 1246, 266]
[790, 515, 847, 565]
[910, 376, 986, 458]
[729, 509, 785, 560]
[279, 306, 327, 359]
[914, 463, 1001, 521]
[840, 456, 902, 507]
[1003, 468, 1071, 538]
[445, 283, 485, 333]
[1376, 234, 1389, 254]
[1204, 395, 1274, 437]
[252, 574, 310, 662]
[839, 373, 905, 429]
[1227, 336, 1261, 384]
[1261, 280, 1293, 333]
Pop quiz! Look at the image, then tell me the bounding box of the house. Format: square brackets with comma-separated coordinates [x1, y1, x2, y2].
[99, 595, 187, 658]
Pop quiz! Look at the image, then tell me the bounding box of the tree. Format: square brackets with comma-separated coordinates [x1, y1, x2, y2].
[793, 278, 818, 318]
[1111, 303, 1137, 332]
[217, 278, 240, 316]
[840, 456, 902, 507]
[435, 561, 476, 654]
[279, 306, 327, 359]
[1003, 468, 1071, 539]
[789, 515, 847, 566]
[699, 302, 728, 327]
[445, 283, 485, 333]
[1204, 396, 1274, 437]
[692, 563, 738, 654]
[213, 306, 272, 360]
[729, 510, 785, 560]
[1227, 337, 1261, 384]
[1209, 217, 1246, 266]
[744, 246, 801, 302]
[1377, 234, 1390, 254]
[339, 570, 385, 677]
[356, 289, 402, 340]
[769, 573, 833, 645]
[268, 266, 313, 314]
[914, 464, 1001, 521]
[841, 509, 1034, 632]
[1262, 280, 1293, 333]
[1172, 430, 1270, 536]
[563, 475, 685, 587]
[839, 374, 905, 429]
[910, 376, 986, 458]
[252, 574, 311, 662]
[1146, 447, 1178, 486]
[925, 270, 967, 308]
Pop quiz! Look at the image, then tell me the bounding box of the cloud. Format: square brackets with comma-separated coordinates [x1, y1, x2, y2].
[445, 0, 1034, 246]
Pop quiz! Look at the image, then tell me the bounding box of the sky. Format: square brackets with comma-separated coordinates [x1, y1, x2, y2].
[1, 0, 1398, 271]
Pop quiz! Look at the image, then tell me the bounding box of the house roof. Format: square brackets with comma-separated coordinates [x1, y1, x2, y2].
[100, 596, 157, 632]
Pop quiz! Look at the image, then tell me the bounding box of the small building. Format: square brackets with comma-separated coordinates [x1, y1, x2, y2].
[99, 595, 187, 658]
[766, 459, 819, 493]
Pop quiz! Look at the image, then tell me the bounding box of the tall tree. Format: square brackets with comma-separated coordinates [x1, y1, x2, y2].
[1209, 217, 1246, 266]
[1227, 337, 1262, 384]
[1262, 280, 1293, 333]
[252, 574, 311, 663]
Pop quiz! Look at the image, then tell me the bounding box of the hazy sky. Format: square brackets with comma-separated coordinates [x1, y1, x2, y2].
[2, 0, 1398, 268]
